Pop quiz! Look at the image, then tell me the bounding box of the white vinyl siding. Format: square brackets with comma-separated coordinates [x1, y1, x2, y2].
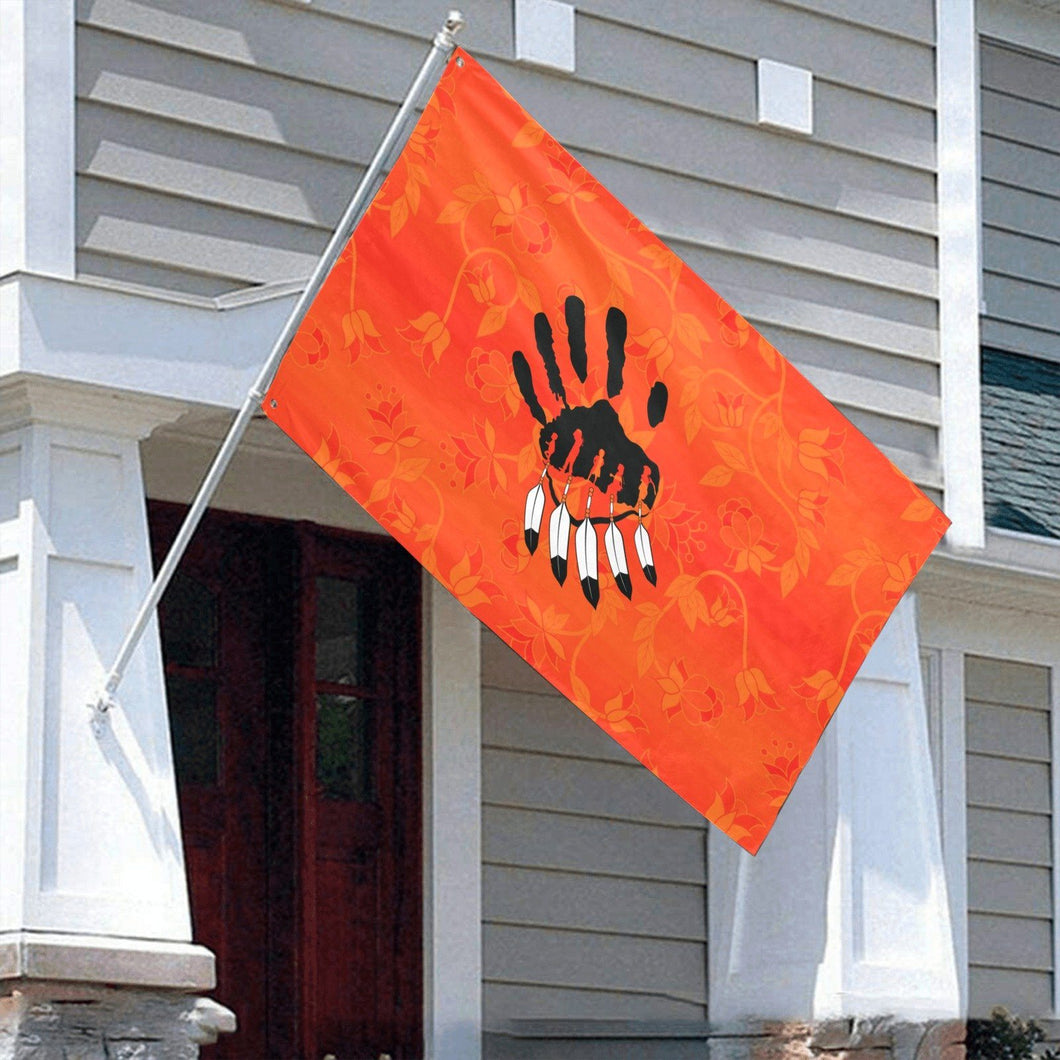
[980, 39, 1060, 365]
[74, 0, 941, 493]
[965, 655, 1054, 1016]
[480, 629, 708, 1027]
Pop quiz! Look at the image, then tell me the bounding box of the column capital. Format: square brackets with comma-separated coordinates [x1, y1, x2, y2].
[0, 375, 187, 439]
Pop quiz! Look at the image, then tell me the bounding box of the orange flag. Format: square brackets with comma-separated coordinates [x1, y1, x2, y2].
[263, 49, 949, 853]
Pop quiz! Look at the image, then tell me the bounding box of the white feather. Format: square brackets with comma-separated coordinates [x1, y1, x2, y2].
[524, 482, 545, 535]
[549, 502, 571, 561]
[634, 522, 654, 570]
[604, 522, 628, 579]
[575, 518, 598, 583]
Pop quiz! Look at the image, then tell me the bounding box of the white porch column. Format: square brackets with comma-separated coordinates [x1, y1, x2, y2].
[423, 579, 483, 1060]
[709, 594, 960, 1021]
[0, 376, 217, 987]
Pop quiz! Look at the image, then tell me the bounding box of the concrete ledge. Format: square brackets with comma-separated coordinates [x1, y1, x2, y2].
[0, 931, 215, 990]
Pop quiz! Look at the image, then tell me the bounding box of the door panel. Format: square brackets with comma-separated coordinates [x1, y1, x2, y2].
[151, 506, 422, 1059]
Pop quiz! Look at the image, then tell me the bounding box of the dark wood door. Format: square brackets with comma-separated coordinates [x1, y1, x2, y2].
[152, 505, 423, 1060]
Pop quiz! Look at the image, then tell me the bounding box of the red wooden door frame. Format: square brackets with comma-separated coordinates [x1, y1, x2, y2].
[151, 504, 423, 1059]
[296, 525, 424, 1060]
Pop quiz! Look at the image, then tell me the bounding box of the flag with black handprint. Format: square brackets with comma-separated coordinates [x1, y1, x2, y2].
[263, 48, 949, 854]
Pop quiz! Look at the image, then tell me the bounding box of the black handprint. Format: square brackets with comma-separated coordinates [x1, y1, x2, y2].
[513, 296, 668, 604]
[513, 297, 668, 510]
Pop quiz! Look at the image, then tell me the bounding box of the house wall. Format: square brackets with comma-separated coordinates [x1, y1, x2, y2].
[965, 655, 1054, 1015]
[73, 0, 942, 497]
[979, 39, 1060, 365]
[480, 630, 708, 1028]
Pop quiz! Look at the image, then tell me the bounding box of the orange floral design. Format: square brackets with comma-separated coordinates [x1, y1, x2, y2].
[596, 688, 649, 736]
[290, 324, 331, 367]
[708, 585, 742, 628]
[492, 183, 552, 254]
[311, 426, 364, 492]
[448, 546, 501, 609]
[715, 391, 746, 427]
[341, 308, 387, 362]
[452, 418, 507, 494]
[399, 311, 450, 369]
[545, 155, 598, 205]
[762, 742, 801, 803]
[797, 427, 845, 483]
[717, 297, 751, 347]
[736, 667, 779, 719]
[719, 498, 777, 575]
[504, 597, 570, 667]
[659, 660, 725, 725]
[794, 668, 844, 727]
[797, 489, 828, 527]
[366, 394, 418, 455]
[466, 346, 521, 418]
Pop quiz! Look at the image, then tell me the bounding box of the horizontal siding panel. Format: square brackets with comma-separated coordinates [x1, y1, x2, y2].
[982, 136, 1060, 201]
[673, 244, 935, 330]
[981, 318, 1060, 364]
[483, 688, 632, 765]
[77, 176, 323, 285]
[577, 153, 937, 298]
[981, 40, 1060, 111]
[966, 657, 1052, 709]
[984, 228, 1060, 291]
[483, 806, 707, 885]
[482, 747, 704, 827]
[968, 912, 1053, 972]
[574, 0, 936, 106]
[483, 982, 704, 1023]
[967, 806, 1052, 867]
[967, 860, 1052, 918]
[574, 15, 934, 169]
[483, 865, 706, 941]
[77, 99, 355, 227]
[79, 0, 463, 103]
[966, 753, 1051, 814]
[838, 405, 937, 457]
[484, 1036, 708, 1060]
[727, 281, 937, 363]
[968, 966, 1053, 1019]
[983, 182, 1060, 245]
[539, 104, 939, 236]
[778, 0, 933, 42]
[966, 702, 1051, 762]
[795, 364, 939, 425]
[981, 90, 1060, 157]
[757, 324, 939, 391]
[77, 26, 397, 164]
[75, 248, 242, 296]
[983, 272, 1060, 337]
[483, 924, 706, 1002]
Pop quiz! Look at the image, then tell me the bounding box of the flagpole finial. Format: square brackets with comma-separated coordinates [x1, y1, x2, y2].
[438, 10, 467, 48]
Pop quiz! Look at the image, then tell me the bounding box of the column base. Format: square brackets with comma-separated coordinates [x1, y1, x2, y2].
[0, 981, 235, 1060]
[0, 934, 234, 1060]
[709, 1018, 965, 1060]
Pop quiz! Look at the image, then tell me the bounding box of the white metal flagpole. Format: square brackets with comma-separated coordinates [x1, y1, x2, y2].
[92, 9, 467, 715]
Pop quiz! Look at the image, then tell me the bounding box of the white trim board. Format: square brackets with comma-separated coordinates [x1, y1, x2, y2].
[937, 0, 986, 549]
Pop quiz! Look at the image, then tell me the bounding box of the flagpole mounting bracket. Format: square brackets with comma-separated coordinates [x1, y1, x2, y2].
[437, 10, 466, 48]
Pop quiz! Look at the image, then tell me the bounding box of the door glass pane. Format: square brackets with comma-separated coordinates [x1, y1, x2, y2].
[163, 571, 217, 668]
[166, 673, 219, 786]
[315, 576, 372, 685]
[316, 693, 374, 801]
